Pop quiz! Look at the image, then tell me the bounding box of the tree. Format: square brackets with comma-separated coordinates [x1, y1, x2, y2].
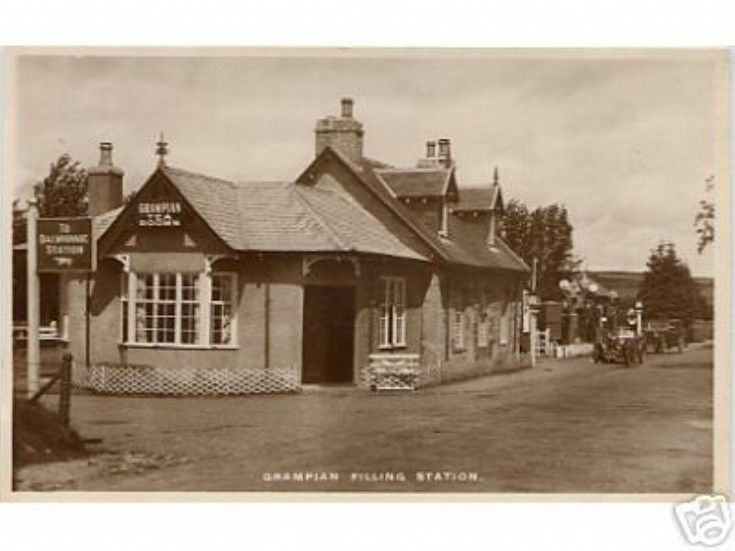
[33, 153, 88, 217]
[12, 199, 27, 245]
[638, 242, 706, 325]
[501, 199, 578, 300]
[694, 175, 714, 254]
[501, 199, 530, 255]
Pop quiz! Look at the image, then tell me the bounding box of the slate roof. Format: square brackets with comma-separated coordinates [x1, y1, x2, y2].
[94, 149, 527, 273]
[141, 166, 426, 261]
[444, 214, 528, 270]
[347, 155, 527, 272]
[160, 167, 245, 250]
[374, 168, 451, 198]
[453, 186, 500, 212]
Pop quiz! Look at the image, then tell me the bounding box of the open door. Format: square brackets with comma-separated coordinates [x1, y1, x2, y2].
[302, 286, 355, 384]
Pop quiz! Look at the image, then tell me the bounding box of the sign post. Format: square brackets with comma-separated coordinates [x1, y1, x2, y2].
[37, 217, 96, 273]
[34, 216, 96, 402]
[528, 293, 540, 368]
[26, 199, 40, 398]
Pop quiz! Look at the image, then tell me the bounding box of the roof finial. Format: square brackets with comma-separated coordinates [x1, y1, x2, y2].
[156, 132, 169, 167]
[493, 166, 499, 186]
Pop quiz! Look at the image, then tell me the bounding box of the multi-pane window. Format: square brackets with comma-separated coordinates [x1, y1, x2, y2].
[477, 313, 489, 348]
[131, 273, 186, 344]
[156, 274, 177, 343]
[122, 271, 236, 347]
[379, 277, 406, 348]
[180, 274, 199, 344]
[452, 309, 465, 350]
[211, 273, 235, 345]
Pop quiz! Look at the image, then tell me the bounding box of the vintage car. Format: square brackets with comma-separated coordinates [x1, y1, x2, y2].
[644, 319, 685, 353]
[592, 328, 645, 366]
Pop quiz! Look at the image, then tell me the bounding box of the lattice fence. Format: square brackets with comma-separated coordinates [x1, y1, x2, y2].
[360, 353, 434, 391]
[72, 362, 300, 396]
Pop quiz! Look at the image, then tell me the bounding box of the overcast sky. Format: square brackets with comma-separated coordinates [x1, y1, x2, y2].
[10, 51, 726, 277]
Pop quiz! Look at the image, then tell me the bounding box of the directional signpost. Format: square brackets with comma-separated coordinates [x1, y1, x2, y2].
[37, 217, 96, 273]
[27, 205, 95, 398]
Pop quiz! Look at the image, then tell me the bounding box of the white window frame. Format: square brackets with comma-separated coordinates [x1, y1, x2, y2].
[452, 309, 466, 350]
[210, 272, 238, 346]
[379, 276, 407, 349]
[121, 270, 237, 348]
[477, 310, 489, 348]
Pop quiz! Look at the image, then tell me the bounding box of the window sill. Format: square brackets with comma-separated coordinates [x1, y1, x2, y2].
[119, 343, 239, 351]
[378, 344, 408, 351]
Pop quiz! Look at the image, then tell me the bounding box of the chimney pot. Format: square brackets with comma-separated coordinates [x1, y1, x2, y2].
[426, 140, 437, 158]
[438, 138, 451, 158]
[99, 141, 114, 167]
[437, 138, 453, 167]
[341, 97, 354, 118]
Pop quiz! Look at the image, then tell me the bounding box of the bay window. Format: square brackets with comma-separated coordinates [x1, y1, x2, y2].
[122, 270, 236, 347]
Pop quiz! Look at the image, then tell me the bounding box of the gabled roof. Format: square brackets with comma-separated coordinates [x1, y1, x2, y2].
[94, 147, 527, 273]
[297, 147, 451, 263]
[453, 186, 501, 212]
[291, 184, 425, 259]
[444, 214, 528, 271]
[100, 164, 427, 262]
[161, 166, 246, 250]
[374, 167, 453, 198]
[300, 148, 528, 273]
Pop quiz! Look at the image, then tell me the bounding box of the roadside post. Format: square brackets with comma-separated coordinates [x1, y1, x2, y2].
[528, 293, 540, 368]
[26, 199, 40, 398]
[34, 216, 96, 422]
[58, 353, 73, 426]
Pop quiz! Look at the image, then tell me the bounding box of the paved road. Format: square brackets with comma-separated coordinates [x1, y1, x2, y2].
[23, 345, 714, 493]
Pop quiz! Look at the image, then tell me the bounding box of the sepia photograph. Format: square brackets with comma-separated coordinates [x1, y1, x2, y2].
[2, 48, 730, 497]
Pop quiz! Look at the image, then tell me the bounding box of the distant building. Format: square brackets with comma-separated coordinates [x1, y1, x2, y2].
[59, 99, 529, 395]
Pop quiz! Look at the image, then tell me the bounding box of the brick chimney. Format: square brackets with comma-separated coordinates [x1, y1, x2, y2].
[315, 98, 364, 164]
[87, 142, 124, 216]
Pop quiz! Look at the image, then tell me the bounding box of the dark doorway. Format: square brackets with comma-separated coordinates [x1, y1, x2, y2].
[302, 286, 355, 384]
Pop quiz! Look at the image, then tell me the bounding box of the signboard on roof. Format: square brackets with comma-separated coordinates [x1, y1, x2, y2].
[37, 217, 95, 273]
[137, 201, 182, 227]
